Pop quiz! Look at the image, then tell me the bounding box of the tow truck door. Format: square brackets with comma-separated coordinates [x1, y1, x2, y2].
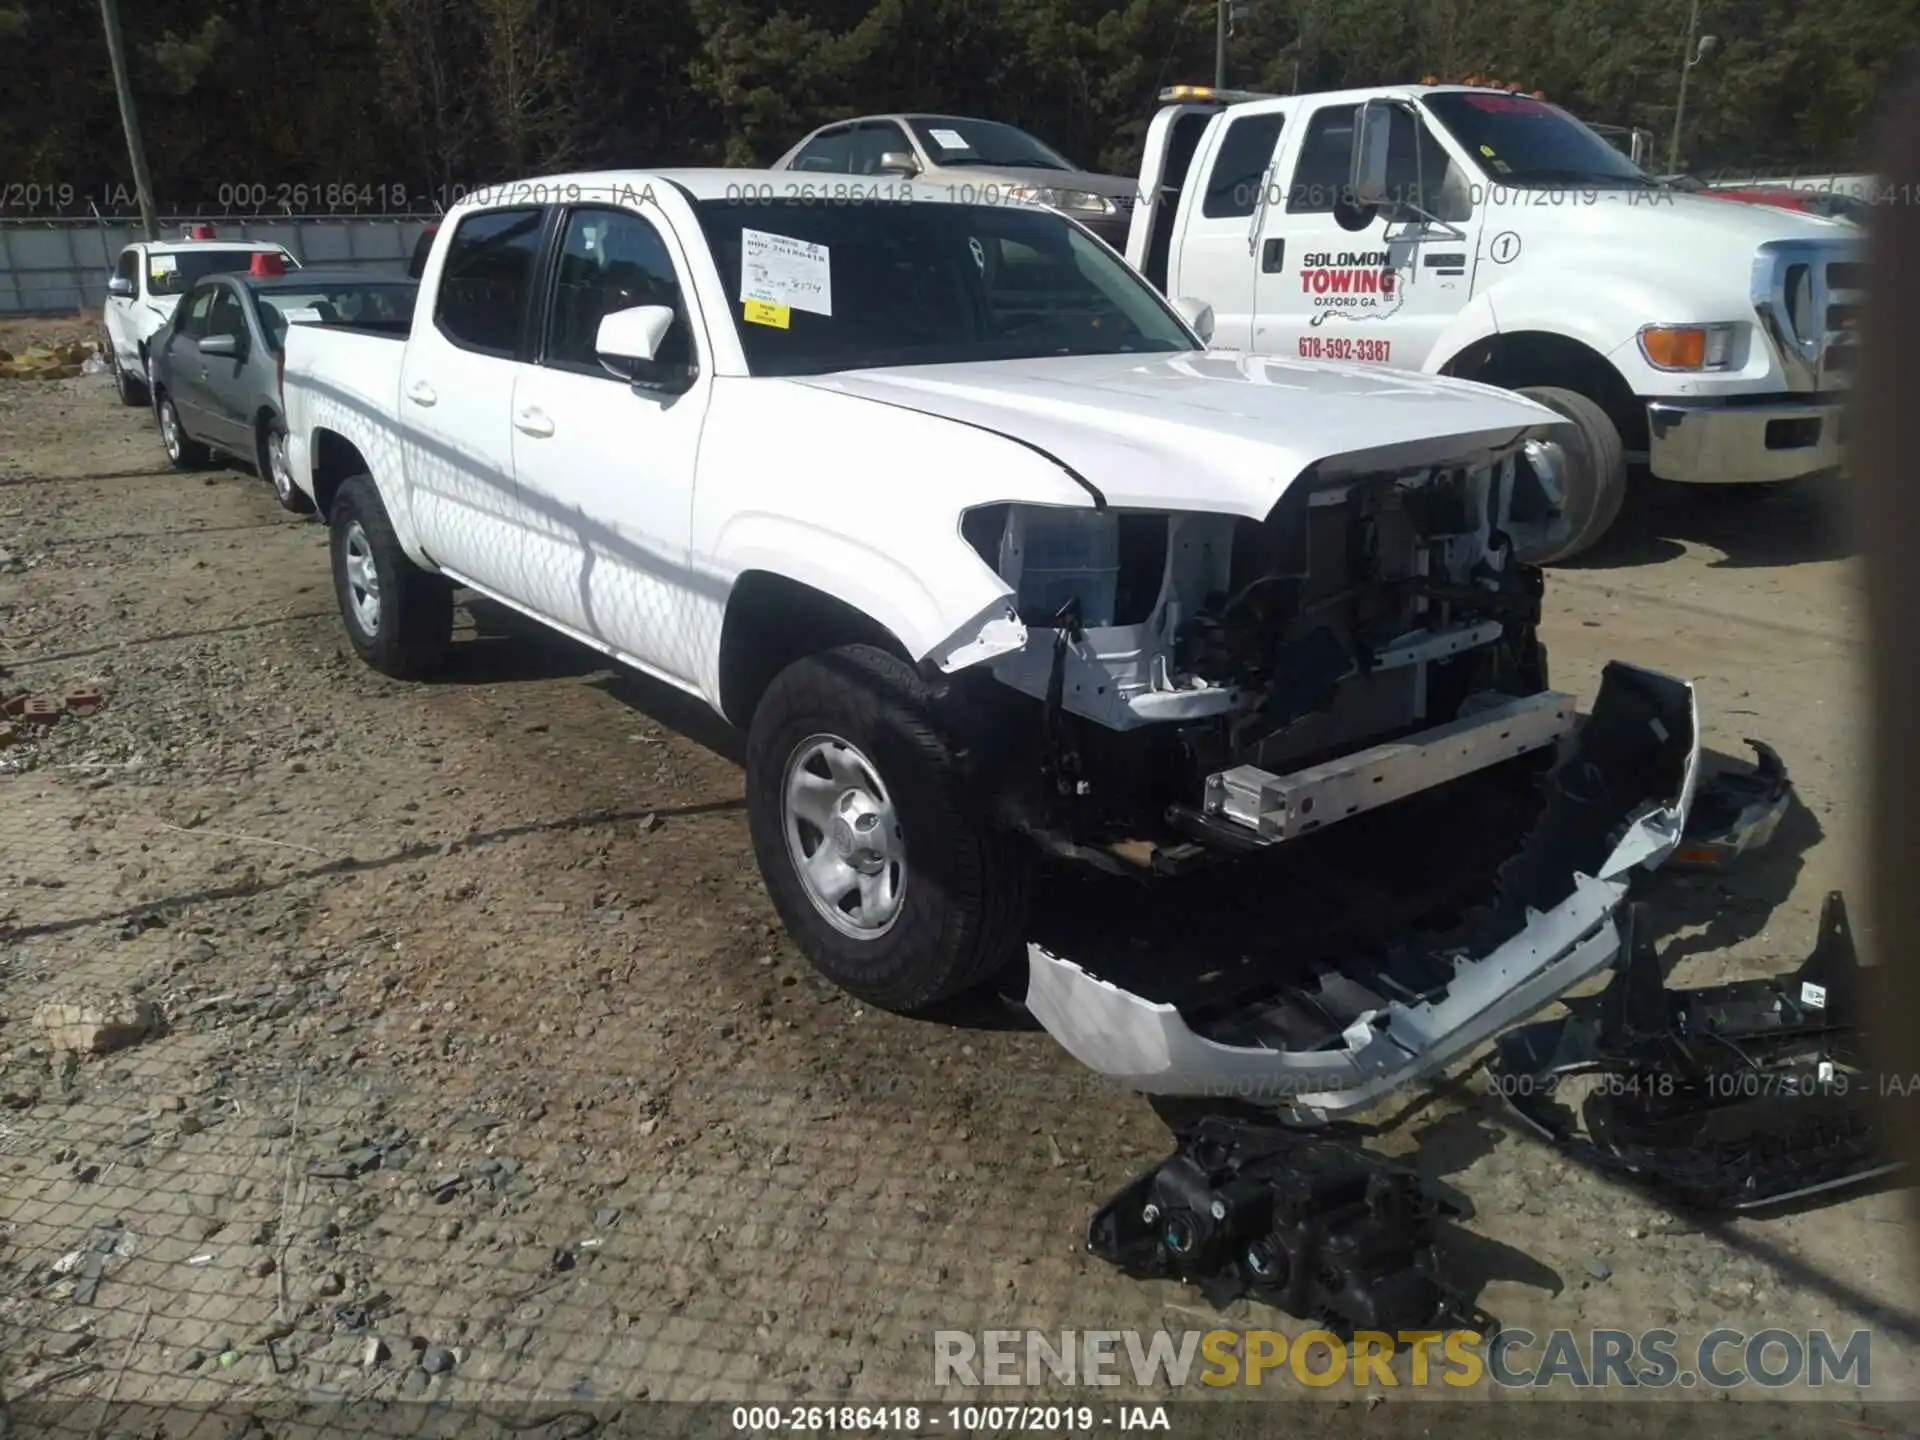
[1250, 99, 1483, 371]
[1127, 103, 1222, 295]
[1159, 102, 1292, 356]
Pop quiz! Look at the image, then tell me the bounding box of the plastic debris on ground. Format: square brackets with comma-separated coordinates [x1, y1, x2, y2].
[1670, 738, 1792, 871]
[1086, 1114, 1491, 1338]
[1486, 891, 1899, 1211]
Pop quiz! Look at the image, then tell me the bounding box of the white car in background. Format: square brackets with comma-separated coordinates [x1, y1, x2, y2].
[102, 229, 299, 407]
[770, 113, 1141, 251]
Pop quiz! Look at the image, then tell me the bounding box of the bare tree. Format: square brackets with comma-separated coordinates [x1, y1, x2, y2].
[476, 0, 576, 175]
[367, 0, 477, 198]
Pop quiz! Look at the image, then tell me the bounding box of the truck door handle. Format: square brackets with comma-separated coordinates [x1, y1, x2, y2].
[513, 407, 554, 438]
[406, 381, 437, 408]
[1261, 238, 1286, 273]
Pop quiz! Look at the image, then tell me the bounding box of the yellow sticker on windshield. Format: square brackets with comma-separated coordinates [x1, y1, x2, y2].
[1479, 144, 1496, 157]
[743, 299, 790, 329]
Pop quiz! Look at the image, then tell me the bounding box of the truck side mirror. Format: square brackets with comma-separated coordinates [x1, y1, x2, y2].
[107, 276, 135, 299]
[596, 304, 693, 393]
[1171, 296, 1215, 345]
[1349, 100, 1396, 208]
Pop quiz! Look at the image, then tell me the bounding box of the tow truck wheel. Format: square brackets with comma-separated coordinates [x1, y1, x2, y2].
[111, 347, 147, 408]
[745, 643, 1031, 1015]
[1514, 385, 1628, 563]
[327, 474, 453, 679]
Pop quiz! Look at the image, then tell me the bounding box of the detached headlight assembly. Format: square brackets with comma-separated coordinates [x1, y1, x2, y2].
[1006, 185, 1117, 217]
[1637, 322, 1739, 372]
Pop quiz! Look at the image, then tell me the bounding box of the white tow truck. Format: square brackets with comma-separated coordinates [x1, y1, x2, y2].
[1127, 82, 1865, 558]
[280, 170, 1711, 1117]
[102, 225, 299, 407]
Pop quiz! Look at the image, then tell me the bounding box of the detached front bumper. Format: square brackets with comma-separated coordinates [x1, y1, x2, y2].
[1645, 395, 1846, 485]
[1025, 663, 1701, 1123]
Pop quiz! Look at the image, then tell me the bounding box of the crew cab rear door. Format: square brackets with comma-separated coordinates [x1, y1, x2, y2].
[507, 196, 713, 684]
[1126, 103, 1222, 293]
[1250, 98, 1483, 370]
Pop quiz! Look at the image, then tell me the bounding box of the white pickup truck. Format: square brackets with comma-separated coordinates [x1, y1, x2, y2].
[1128, 83, 1865, 558]
[282, 170, 1706, 1118]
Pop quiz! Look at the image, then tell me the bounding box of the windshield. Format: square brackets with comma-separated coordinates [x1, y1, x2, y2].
[248, 280, 418, 351]
[693, 199, 1194, 377]
[906, 118, 1077, 172]
[1422, 92, 1655, 188]
[147, 249, 296, 297]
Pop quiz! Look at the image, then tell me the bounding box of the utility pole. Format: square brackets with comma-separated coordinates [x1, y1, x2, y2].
[98, 0, 159, 241]
[1666, 0, 1716, 176]
[1215, 0, 1228, 88]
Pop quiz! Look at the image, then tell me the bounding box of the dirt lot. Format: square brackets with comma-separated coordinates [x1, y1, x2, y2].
[0, 360, 1914, 1430]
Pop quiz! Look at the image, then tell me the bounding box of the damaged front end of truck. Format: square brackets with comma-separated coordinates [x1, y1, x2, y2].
[945, 427, 1703, 1121]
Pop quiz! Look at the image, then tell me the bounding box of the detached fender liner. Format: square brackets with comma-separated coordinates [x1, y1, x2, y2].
[1024, 662, 1701, 1121]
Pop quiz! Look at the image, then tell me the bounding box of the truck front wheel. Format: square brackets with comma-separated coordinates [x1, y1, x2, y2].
[327, 474, 452, 679]
[745, 644, 1031, 1014]
[1514, 385, 1628, 563]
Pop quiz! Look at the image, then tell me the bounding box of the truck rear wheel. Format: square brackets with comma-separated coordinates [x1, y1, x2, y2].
[745, 643, 1031, 1014]
[327, 474, 452, 679]
[1514, 385, 1628, 563]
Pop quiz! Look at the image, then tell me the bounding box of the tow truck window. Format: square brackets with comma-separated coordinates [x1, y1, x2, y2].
[693, 199, 1191, 378]
[1287, 107, 1361, 213]
[543, 207, 692, 376]
[1201, 112, 1286, 218]
[434, 207, 544, 357]
[1286, 105, 1469, 221]
[1422, 91, 1650, 187]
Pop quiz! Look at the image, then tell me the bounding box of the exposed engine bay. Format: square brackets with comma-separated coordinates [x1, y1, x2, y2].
[961, 443, 1558, 868]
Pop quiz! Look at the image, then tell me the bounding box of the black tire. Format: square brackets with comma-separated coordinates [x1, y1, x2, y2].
[111, 345, 148, 407]
[745, 644, 1031, 1014]
[327, 473, 453, 679]
[155, 392, 210, 470]
[1514, 384, 1628, 563]
[258, 416, 314, 514]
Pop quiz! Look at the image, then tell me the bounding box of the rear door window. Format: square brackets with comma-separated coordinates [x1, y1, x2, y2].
[433, 208, 546, 357]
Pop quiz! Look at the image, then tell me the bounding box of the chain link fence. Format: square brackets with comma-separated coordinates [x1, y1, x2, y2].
[0, 215, 437, 315]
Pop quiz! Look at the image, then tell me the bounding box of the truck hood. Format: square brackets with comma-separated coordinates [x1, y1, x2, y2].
[795, 352, 1555, 517]
[1486, 185, 1858, 264]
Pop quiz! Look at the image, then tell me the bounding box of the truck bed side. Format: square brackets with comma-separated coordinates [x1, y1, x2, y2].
[281, 324, 419, 557]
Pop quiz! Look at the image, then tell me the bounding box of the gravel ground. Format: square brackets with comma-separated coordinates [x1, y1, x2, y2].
[0, 367, 1914, 1431]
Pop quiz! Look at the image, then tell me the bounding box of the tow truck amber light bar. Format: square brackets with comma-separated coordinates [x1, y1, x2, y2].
[1420, 75, 1549, 98]
[1158, 84, 1277, 105]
